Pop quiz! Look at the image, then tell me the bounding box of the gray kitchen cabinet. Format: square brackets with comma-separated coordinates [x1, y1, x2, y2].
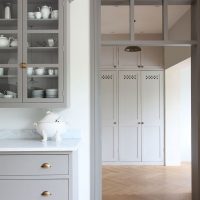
[100, 46, 164, 69]
[0, 152, 73, 200]
[0, 0, 68, 107]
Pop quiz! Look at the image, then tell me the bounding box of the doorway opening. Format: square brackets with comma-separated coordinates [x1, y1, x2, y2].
[98, 1, 193, 199]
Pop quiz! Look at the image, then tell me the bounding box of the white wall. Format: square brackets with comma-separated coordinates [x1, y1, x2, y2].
[164, 10, 191, 69]
[165, 58, 191, 165]
[0, 1, 91, 200]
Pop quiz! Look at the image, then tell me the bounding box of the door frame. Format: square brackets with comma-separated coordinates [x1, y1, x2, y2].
[90, 1, 200, 200]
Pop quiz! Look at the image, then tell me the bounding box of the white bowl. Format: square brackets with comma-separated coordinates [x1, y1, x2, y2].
[35, 68, 45, 75]
[4, 95, 13, 99]
[7, 91, 17, 98]
[0, 93, 4, 98]
[28, 12, 35, 19]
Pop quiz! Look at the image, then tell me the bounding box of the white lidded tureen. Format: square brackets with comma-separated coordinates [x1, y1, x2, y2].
[34, 111, 68, 142]
[0, 35, 11, 47]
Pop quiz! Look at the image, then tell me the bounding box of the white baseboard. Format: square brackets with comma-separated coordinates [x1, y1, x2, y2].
[102, 161, 164, 166]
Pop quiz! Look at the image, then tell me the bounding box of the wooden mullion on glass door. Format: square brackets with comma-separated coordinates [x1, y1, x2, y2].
[22, 0, 28, 102]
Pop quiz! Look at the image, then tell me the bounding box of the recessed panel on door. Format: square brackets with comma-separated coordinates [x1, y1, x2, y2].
[102, 126, 116, 162]
[100, 71, 116, 125]
[118, 46, 138, 68]
[141, 71, 164, 162]
[100, 71, 117, 162]
[101, 46, 115, 68]
[119, 126, 141, 162]
[118, 71, 141, 161]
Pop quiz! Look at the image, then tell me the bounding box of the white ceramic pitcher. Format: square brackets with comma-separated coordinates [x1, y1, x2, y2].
[40, 5, 52, 19]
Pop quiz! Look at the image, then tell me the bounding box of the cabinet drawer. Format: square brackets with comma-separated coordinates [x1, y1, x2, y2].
[0, 155, 69, 175]
[0, 179, 68, 200]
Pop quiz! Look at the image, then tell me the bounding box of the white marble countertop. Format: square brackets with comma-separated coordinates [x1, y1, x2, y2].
[0, 139, 81, 152]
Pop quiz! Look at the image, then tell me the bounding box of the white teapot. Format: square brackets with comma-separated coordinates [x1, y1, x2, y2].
[34, 111, 69, 142]
[0, 35, 11, 47]
[40, 5, 52, 19]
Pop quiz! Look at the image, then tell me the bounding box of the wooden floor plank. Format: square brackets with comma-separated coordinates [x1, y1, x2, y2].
[103, 163, 191, 200]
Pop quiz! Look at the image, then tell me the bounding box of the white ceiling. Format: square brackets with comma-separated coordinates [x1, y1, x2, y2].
[101, 5, 190, 34]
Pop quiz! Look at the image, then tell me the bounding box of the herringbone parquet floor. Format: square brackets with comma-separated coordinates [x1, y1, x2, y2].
[103, 163, 191, 200]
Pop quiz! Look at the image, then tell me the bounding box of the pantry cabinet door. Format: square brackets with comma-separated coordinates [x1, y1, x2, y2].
[100, 71, 117, 161]
[141, 71, 164, 162]
[118, 71, 141, 162]
[100, 46, 116, 69]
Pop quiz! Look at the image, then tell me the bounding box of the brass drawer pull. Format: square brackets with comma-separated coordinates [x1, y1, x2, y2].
[41, 191, 52, 197]
[41, 163, 51, 169]
[20, 62, 27, 69]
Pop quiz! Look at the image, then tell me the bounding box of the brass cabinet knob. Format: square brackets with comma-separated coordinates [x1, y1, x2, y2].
[41, 163, 51, 169]
[41, 191, 52, 197]
[20, 62, 27, 69]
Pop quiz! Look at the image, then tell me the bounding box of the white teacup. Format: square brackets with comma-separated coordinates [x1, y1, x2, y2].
[35, 12, 42, 19]
[51, 10, 58, 19]
[48, 69, 54, 75]
[0, 68, 4, 76]
[27, 67, 34, 76]
[28, 12, 35, 19]
[47, 38, 55, 47]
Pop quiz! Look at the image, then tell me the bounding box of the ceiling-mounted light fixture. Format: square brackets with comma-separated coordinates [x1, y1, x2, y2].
[124, 46, 141, 52]
[124, 46, 143, 68]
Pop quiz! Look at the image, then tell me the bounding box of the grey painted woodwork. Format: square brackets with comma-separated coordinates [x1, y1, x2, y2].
[0, 0, 68, 107]
[0, 154, 69, 175]
[0, 152, 74, 200]
[100, 70, 164, 163]
[0, 179, 69, 200]
[100, 46, 164, 69]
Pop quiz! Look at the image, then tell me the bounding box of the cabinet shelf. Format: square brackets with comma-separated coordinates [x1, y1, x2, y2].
[27, 30, 58, 34]
[0, 19, 17, 27]
[28, 75, 58, 78]
[28, 19, 58, 26]
[0, 75, 17, 78]
[0, 47, 17, 52]
[28, 47, 58, 52]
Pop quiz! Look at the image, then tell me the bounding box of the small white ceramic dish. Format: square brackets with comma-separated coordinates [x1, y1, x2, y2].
[35, 68, 45, 75]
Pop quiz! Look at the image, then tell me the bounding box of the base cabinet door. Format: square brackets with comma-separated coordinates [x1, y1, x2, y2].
[141, 71, 164, 162]
[0, 179, 69, 200]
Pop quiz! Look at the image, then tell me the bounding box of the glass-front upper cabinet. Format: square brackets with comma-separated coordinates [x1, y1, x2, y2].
[23, 0, 64, 103]
[0, 0, 22, 102]
[0, 0, 66, 106]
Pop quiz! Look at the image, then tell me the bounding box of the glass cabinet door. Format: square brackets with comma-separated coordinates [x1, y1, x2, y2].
[0, 0, 22, 102]
[23, 0, 64, 103]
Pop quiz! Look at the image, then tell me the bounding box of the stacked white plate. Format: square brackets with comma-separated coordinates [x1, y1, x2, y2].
[46, 89, 58, 98]
[32, 90, 44, 98]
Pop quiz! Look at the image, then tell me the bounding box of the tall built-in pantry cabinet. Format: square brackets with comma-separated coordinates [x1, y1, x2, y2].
[100, 46, 164, 164]
[0, 0, 68, 107]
